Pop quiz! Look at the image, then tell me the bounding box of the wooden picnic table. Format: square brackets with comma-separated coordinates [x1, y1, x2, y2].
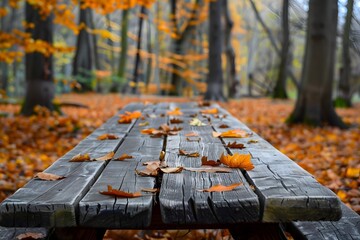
[0, 102, 343, 239]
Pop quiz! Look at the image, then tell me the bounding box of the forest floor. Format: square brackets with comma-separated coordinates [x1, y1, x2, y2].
[0, 93, 359, 239]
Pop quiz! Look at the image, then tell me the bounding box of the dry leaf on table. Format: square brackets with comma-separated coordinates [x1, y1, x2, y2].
[167, 107, 183, 116]
[118, 111, 142, 124]
[185, 132, 199, 137]
[200, 108, 218, 114]
[69, 153, 92, 162]
[141, 188, 159, 193]
[212, 129, 249, 138]
[199, 183, 242, 192]
[186, 137, 201, 142]
[170, 118, 183, 124]
[35, 172, 65, 181]
[201, 156, 221, 166]
[160, 167, 184, 174]
[100, 185, 141, 198]
[226, 141, 245, 149]
[189, 118, 206, 126]
[97, 133, 119, 140]
[179, 149, 200, 157]
[220, 153, 254, 170]
[95, 151, 115, 161]
[115, 154, 133, 161]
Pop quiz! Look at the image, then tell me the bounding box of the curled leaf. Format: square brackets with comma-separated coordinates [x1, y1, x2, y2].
[179, 149, 200, 157]
[219, 124, 229, 128]
[95, 151, 115, 161]
[201, 156, 221, 166]
[226, 141, 245, 149]
[247, 139, 258, 144]
[170, 118, 183, 124]
[137, 161, 161, 177]
[16, 232, 45, 240]
[189, 118, 206, 126]
[118, 111, 142, 124]
[185, 132, 199, 137]
[212, 129, 249, 138]
[100, 185, 141, 198]
[167, 107, 183, 116]
[97, 133, 119, 140]
[160, 167, 184, 173]
[220, 153, 254, 170]
[35, 172, 65, 181]
[186, 137, 201, 142]
[200, 108, 218, 114]
[141, 188, 159, 193]
[70, 153, 91, 162]
[115, 154, 133, 161]
[200, 183, 242, 192]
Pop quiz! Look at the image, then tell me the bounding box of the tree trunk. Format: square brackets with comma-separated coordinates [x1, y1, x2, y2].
[72, 5, 96, 91]
[288, 0, 346, 128]
[222, 0, 238, 98]
[130, 6, 146, 94]
[0, 0, 9, 93]
[21, 3, 54, 115]
[272, 0, 289, 99]
[204, 0, 225, 101]
[336, 0, 354, 107]
[118, 9, 129, 89]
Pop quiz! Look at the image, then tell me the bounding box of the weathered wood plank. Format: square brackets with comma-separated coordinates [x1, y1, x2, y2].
[159, 103, 259, 225]
[0, 227, 49, 240]
[206, 105, 342, 222]
[0, 104, 144, 227]
[287, 203, 360, 240]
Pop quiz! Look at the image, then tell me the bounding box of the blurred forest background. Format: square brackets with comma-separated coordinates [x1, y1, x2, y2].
[0, 0, 360, 216]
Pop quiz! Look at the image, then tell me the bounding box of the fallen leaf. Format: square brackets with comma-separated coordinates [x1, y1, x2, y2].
[115, 154, 133, 161]
[16, 232, 45, 240]
[189, 113, 198, 118]
[160, 167, 184, 173]
[189, 118, 206, 126]
[185, 132, 199, 137]
[212, 129, 249, 138]
[179, 149, 200, 157]
[139, 121, 149, 126]
[97, 133, 119, 140]
[220, 153, 254, 170]
[100, 185, 141, 198]
[247, 139, 258, 144]
[184, 167, 232, 173]
[198, 101, 211, 107]
[95, 151, 115, 161]
[201, 156, 221, 166]
[219, 124, 229, 128]
[200, 183, 242, 192]
[137, 161, 161, 176]
[69, 153, 92, 162]
[159, 151, 165, 161]
[35, 172, 65, 181]
[186, 137, 201, 142]
[346, 168, 360, 178]
[167, 107, 183, 116]
[226, 141, 245, 149]
[118, 111, 142, 124]
[141, 188, 159, 193]
[200, 108, 218, 114]
[141, 128, 157, 135]
[170, 118, 183, 124]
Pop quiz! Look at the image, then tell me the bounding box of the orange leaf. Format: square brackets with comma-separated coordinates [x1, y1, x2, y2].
[212, 129, 249, 138]
[35, 172, 65, 181]
[220, 153, 254, 170]
[179, 149, 200, 157]
[97, 133, 119, 140]
[95, 151, 115, 161]
[200, 183, 242, 192]
[167, 107, 183, 116]
[226, 141, 245, 149]
[115, 154, 133, 161]
[141, 128, 157, 135]
[118, 111, 142, 124]
[70, 153, 91, 162]
[200, 108, 218, 114]
[185, 132, 199, 137]
[201, 156, 221, 166]
[346, 168, 360, 178]
[16, 232, 45, 240]
[100, 185, 141, 198]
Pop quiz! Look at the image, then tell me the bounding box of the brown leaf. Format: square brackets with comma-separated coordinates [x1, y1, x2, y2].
[219, 124, 229, 128]
[200, 183, 242, 192]
[69, 153, 92, 162]
[35, 172, 65, 181]
[226, 141, 245, 149]
[247, 139, 258, 144]
[115, 154, 133, 161]
[220, 153, 254, 170]
[201, 156, 221, 166]
[179, 149, 200, 157]
[189, 113, 198, 118]
[159, 151, 165, 161]
[95, 151, 115, 161]
[97, 133, 119, 140]
[16, 232, 45, 240]
[141, 188, 159, 193]
[186, 137, 201, 142]
[100, 185, 141, 198]
[160, 167, 184, 173]
[137, 161, 161, 177]
[170, 118, 183, 124]
[198, 101, 211, 107]
[185, 132, 199, 137]
[184, 167, 232, 173]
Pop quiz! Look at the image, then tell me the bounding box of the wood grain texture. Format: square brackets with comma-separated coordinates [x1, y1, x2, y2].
[0, 227, 49, 240]
[159, 103, 260, 225]
[0, 104, 144, 228]
[287, 203, 360, 240]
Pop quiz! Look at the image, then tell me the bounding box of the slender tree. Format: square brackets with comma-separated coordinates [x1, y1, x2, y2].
[336, 0, 354, 107]
[204, 0, 225, 101]
[288, 0, 346, 128]
[272, 0, 290, 99]
[117, 8, 129, 86]
[21, 3, 54, 115]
